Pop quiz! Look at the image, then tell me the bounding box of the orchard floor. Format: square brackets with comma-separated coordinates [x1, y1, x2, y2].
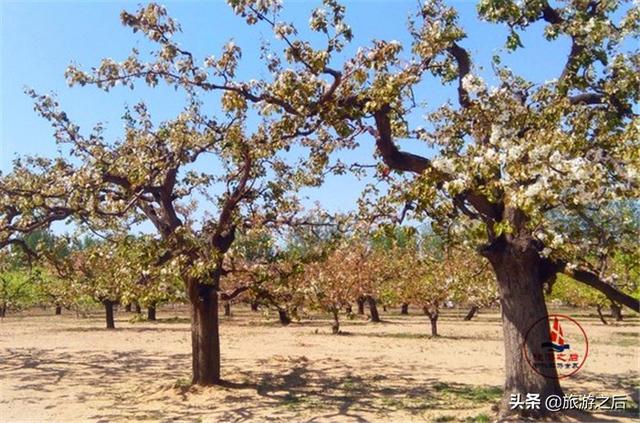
[0, 307, 638, 423]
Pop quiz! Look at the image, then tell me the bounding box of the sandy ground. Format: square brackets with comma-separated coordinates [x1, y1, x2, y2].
[0, 306, 638, 423]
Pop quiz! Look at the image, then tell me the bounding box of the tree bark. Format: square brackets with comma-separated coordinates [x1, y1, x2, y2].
[345, 303, 353, 314]
[250, 301, 259, 312]
[464, 305, 478, 321]
[486, 245, 563, 418]
[103, 300, 115, 329]
[356, 296, 365, 315]
[189, 281, 221, 385]
[366, 296, 381, 322]
[331, 308, 340, 334]
[278, 309, 291, 325]
[400, 303, 409, 315]
[134, 303, 141, 314]
[55, 305, 62, 315]
[0, 306, 6, 318]
[610, 303, 623, 321]
[125, 303, 132, 312]
[224, 302, 231, 317]
[147, 305, 156, 321]
[596, 305, 608, 325]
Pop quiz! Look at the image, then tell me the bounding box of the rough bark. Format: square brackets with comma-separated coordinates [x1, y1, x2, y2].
[189, 281, 221, 385]
[464, 305, 479, 321]
[356, 297, 365, 315]
[366, 296, 381, 322]
[610, 303, 623, 321]
[55, 305, 62, 315]
[400, 303, 409, 315]
[147, 305, 156, 321]
[103, 300, 115, 329]
[596, 305, 608, 325]
[278, 309, 291, 326]
[224, 302, 231, 317]
[486, 244, 563, 418]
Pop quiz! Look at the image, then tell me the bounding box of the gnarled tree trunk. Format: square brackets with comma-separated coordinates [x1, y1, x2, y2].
[486, 243, 563, 418]
[400, 303, 409, 315]
[464, 305, 478, 321]
[189, 281, 221, 385]
[366, 296, 381, 322]
[103, 300, 115, 329]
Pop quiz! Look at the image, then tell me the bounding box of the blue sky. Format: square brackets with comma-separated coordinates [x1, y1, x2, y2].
[1, 0, 571, 215]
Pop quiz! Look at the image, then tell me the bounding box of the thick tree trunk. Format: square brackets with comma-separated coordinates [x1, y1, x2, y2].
[610, 303, 623, 321]
[464, 305, 478, 321]
[400, 303, 409, 315]
[224, 302, 231, 317]
[250, 301, 259, 312]
[487, 246, 563, 418]
[278, 309, 291, 325]
[189, 282, 221, 385]
[103, 300, 115, 329]
[366, 296, 381, 322]
[596, 305, 608, 325]
[147, 305, 156, 321]
[331, 308, 340, 334]
[125, 303, 132, 312]
[356, 296, 365, 315]
[55, 305, 62, 315]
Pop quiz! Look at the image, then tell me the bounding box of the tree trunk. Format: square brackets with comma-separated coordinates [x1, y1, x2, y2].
[55, 305, 62, 315]
[487, 246, 564, 418]
[189, 282, 221, 385]
[423, 306, 439, 337]
[250, 301, 259, 312]
[366, 296, 381, 322]
[224, 302, 231, 317]
[382, 304, 387, 312]
[125, 303, 132, 312]
[134, 303, 141, 314]
[103, 300, 115, 329]
[610, 303, 623, 321]
[345, 303, 353, 314]
[331, 308, 340, 334]
[400, 303, 409, 315]
[464, 305, 478, 321]
[278, 309, 291, 325]
[0, 306, 6, 318]
[147, 305, 156, 321]
[596, 304, 608, 325]
[356, 296, 365, 315]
